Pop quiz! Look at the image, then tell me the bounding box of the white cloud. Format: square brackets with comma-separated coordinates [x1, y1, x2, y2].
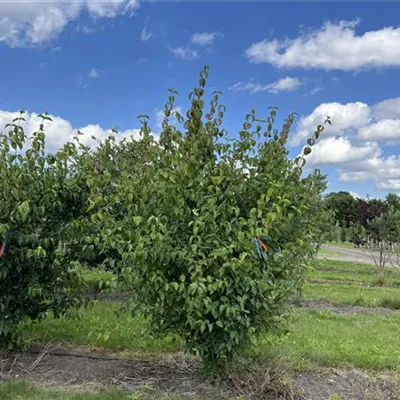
[169, 46, 198, 61]
[0, 109, 141, 153]
[350, 191, 361, 199]
[373, 98, 400, 120]
[141, 27, 152, 42]
[245, 19, 400, 71]
[229, 77, 303, 94]
[338, 155, 400, 191]
[76, 24, 98, 34]
[191, 31, 223, 46]
[377, 180, 400, 190]
[296, 97, 400, 192]
[141, 24, 153, 41]
[266, 77, 304, 94]
[307, 137, 381, 166]
[293, 101, 371, 145]
[302, 86, 323, 98]
[88, 68, 105, 79]
[0, 0, 139, 48]
[358, 119, 400, 142]
[155, 106, 183, 130]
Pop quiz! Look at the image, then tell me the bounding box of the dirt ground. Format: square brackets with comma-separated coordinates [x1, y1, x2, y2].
[299, 299, 400, 316]
[1, 348, 399, 400]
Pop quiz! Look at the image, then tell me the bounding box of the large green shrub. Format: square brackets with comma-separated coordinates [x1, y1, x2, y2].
[64, 131, 157, 272]
[83, 66, 328, 370]
[0, 112, 83, 347]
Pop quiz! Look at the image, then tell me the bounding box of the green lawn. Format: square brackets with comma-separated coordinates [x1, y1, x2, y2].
[0, 381, 185, 400]
[325, 242, 360, 250]
[303, 282, 400, 308]
[0, 381, 130, 400]
[308, 259, 400, 286]
[23, 301, 179, 353]
[21, 299, 400, 372]
[316, 259, 376, 272]
[257, 309, 400, 371]
[308, 269, 400, 286]
[318, 248, 342, 258]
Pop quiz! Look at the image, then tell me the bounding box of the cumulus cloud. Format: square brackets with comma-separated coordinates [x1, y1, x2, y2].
[293, 101, 371, 145]
[373, 98, 400, 120]
[349, 191, 361, 199]
[169, 46, 198, 61]
[245, 19, 400, 71]
[169, 31, 223, 62]
[229, 77, 303, 94]
[0, 0, 139, 47]
[338, 156, 400, 191]
[0, 109, 141, 153]
[307, 137, 381, 166]
[358, 119, 400, 142]
[297, 97, 400, 192]
[191, 31, 223, 46]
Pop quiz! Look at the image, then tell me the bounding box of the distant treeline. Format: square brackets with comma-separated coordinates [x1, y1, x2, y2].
[324, 192, 400, 244]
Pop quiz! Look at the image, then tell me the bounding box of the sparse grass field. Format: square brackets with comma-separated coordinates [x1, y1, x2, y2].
[0, 381, 130, 400]
[326, 242, 360, 250]
[23, 301, 179, 354]
[5, 253, 400, 399]
[308, 259, 400, 286]
[304, 282, 400, 308]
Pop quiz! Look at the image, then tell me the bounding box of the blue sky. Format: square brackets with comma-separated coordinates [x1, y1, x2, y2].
[0, 1, 400, 198]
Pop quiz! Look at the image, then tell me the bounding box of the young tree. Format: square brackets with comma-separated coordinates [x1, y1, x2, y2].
[367, 211, 399, 274]
[0, 112, 83, 347]
[81, 66, 329, 370]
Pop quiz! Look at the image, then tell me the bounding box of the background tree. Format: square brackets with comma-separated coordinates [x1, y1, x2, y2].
[367, 211, 399, 274]
[324, 191, 356, 228]
[387, 193, 400, 213]
[353, 198, 388, 229]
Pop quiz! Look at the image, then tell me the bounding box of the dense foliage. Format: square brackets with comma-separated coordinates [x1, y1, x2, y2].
[0, 112, 83, 346]
[1, 67, 331, 369]
[66, 66, 329, 369]
[324, 191, 399, 245]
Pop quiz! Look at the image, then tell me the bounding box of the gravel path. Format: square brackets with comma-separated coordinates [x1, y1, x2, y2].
[319, 244, 375, 264]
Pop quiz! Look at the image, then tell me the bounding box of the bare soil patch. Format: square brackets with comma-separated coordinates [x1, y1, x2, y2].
[1, 348, 399, 399]
[307, 278, 400, 288]
[298, 299, 400, 316]
[0, 349, 232, 400]
[295, 368, 400, 400]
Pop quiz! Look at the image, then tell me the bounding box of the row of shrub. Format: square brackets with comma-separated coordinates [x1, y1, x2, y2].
[0, 66, 328, 371]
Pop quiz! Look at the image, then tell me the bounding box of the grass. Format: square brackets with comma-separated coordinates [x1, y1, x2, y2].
[20, 298, 400, 372]
[303, 282, 400, 308]
[257, 309, 400, 371]
[326, 242, 360, 250]
[79, 268, 115, 294]
[316, 259, 376, 272]
[318, 248, 342, 258]
[9, 259, 400, 400]
[0, 381, 186, 400]
[23, 301, 179, 354]
[308, 259, 400, 286]
[0, 381, 130, 400]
